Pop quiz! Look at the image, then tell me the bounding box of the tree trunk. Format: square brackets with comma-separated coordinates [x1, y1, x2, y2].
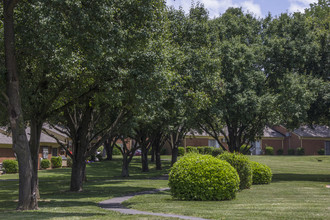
[4, 0, 36, 210]
[150, 146, 155, 162]
[141, 145, 149, 172]
[29, 119, 43, 209]
[171, 147, 178, 166]
[70, 158, 86, 192]
[155, 150, 162, 170]
[121, 153, 129, 177]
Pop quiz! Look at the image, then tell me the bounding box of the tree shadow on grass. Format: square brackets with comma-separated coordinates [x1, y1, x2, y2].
[272, 174, 330, 182]
[0, 210, 106, 219]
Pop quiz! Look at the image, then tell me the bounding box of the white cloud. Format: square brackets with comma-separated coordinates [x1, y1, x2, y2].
[240, 1, 262, 17]
[288, 0, 318, 13]
[166, 0, 262, 18]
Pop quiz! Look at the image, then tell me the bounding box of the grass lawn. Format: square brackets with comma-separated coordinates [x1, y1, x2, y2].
[0, 156, 172, 220]
[1, 155, 330, 219]
[124, 155, 330, 220]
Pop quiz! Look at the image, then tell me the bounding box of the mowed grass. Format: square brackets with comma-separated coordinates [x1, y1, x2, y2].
[124, 156, 330, 220]
[0, 156, 173, 220]
[1, 155, 330, 220]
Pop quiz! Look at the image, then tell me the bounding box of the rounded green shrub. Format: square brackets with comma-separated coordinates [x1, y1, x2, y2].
[197, 146, 204, 154]
[288, 148, 295, 155]
[211, 148, 223, 157]
[318, 148, 325, 155]
[277, 148, 284, 155]
[186, 146, 198, 154]
[169, 153, 239, 201]
[51, 156, 62, 168]
[41, 159, 51, 169]
[204, 147, 213, 155]
[240, 145, 251, 154]
[178, 147, 185, 156]
[218, 152, 252, 190]
[2, 159, 18, 173]
[296, 147, 305, 155]
[250, 161, 272, 184]
[113, 145, 121, 155]
[265, 146, 274, 155]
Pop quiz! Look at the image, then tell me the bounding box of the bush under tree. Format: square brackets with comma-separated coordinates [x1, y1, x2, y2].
[40, 159, 51, 169]
[51, 156, 62, 168]
[169, 153, 239, 201]
[218, 152, 252, 190]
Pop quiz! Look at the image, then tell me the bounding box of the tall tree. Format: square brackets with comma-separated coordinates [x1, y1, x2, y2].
[2, 0, 35, 210]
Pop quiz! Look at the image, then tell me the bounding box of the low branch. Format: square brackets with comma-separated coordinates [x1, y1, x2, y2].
[42, 128, 73, 158]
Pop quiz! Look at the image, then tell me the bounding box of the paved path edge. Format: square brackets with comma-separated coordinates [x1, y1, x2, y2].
[99, 188, 208, 220]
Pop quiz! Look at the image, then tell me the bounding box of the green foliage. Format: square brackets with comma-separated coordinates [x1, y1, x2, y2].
[197, 147, 204, 154]
[97, 146, 104, 153]
[160, 147, 167, 155]
[211, 148, 223, 157]
[250, 161, 272, 184]
[178, 147, 185, 156]
[318, 148, 325, 155]
[277, 149, 284, 155]
[288, 148, 295, 155]
[204, 146, 213, 155]
[296, 147, 305, 155]
[240, 145, 251, 154]
[113, 146, 121, 155]
[218, 152, 252, 190]
[265, 146, 274, 155]
[51, 156, 62, 168]
[67, 157, 73, 167]
[41, 159, 51, 169]
[169, 153, 239, 201]
[186, 146, 199, 154]
[2, 160, 18, 174]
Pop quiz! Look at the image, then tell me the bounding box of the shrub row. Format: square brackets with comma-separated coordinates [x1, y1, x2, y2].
[2, 160, 18, 173]
[266, 146, 305, 155]
[169, 152, 272, 201]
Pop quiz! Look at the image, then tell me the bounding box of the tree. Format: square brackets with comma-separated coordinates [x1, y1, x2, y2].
[2, 0, 35, 210]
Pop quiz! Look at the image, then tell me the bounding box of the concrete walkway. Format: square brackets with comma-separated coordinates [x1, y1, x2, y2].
[99, 188, 208, 220]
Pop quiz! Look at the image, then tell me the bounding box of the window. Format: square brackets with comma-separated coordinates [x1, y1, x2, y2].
[42, 147, 49, 159]
[52, 148, 58, 156]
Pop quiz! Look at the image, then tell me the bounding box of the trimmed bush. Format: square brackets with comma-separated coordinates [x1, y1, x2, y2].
[186, 146, 199, 154]
[318, 148, 325, 155]
[169, 153, 239, 201]
[197, 147, 204, 154]
[250, 161, 272, 184]
[51, 156, 62, 168]
[67, 157, 73, 167]
[211, 148, 223, 157]
[296, 147, 305, 155]
[97, 146, 104, 153]
[218, 152, 252, 190]
[112, 146, 121, 155]
[288, 148, 295, 155]
[41, 159, 51, 169]
[178, 147, 185, 156]
[2, 160, 18, 173]
[265, 146, 274, 155]
[277, 149, 284, 155]
[204, 147, 213, 155]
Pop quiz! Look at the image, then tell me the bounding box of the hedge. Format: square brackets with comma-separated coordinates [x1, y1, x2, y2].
[2, 160, 18, 173]
[169, 153, 239, 201]
[265, 146, 274, 155]
[218, 152, 252, 190]
[41, 159, 51, 169]
[250, 161, 272, 184]
[51, 156, 62, 168]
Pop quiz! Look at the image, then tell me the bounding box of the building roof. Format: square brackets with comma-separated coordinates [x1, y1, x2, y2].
[263, 127, 284, 138]
[293, 125, 330, 138]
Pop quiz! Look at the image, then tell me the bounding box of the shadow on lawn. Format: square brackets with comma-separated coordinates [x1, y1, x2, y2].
[0, 210, 106, 219]
[272, 173, 330, 182]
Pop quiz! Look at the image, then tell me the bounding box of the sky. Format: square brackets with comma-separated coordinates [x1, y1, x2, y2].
[166, 0, 319, 18]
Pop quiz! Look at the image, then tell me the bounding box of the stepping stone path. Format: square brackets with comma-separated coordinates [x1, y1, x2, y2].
[99, 188, 208, 220]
